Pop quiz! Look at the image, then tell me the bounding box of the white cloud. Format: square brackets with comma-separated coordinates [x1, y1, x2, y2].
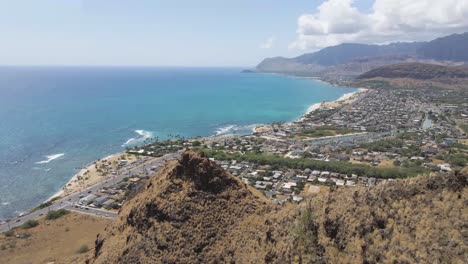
[290, 0, 468, 50]
[259, 36, 275, 49]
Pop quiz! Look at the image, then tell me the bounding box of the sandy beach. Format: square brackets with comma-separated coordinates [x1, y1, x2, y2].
[50, 152, 142, 199]
[304, 88, 368, 116]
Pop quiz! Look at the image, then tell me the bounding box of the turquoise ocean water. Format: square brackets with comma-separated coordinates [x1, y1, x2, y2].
[0, 67, 355, 220]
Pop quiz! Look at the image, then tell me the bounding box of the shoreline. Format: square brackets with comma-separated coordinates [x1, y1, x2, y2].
[303, 87, 367, 116]
[35, 78, 366, 215]
[47, 152, 126, 201]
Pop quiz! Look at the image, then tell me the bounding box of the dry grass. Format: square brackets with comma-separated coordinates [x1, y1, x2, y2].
[377, 159, 396, 168]
[0, 213, 111, 264]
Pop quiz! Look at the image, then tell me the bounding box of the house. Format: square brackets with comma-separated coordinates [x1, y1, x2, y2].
[272, 172, 283, 179]
[335, 179, 345, 186]
[307, 176, 317, 182]
[254, 184, 266, 190]
[318, 177, 327, 183]
[282, 182, 297, 190]
[438, 163, 452, 172]
[292, 196, 304, 202]
[79, 194, 97, 205]
[311, 170, 321, 176]
[102, 199, 116, 208]
[346, 180, 356, 186]
[93, 195, 109, 207]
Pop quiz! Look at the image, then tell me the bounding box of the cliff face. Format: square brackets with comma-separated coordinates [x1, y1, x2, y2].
[89, 151, 467, 264]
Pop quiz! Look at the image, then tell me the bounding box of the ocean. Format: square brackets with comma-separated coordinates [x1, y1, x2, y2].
[0, 66, 356, 220]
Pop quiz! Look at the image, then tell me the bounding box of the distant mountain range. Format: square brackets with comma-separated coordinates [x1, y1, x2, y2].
[256, 32, 468, 78]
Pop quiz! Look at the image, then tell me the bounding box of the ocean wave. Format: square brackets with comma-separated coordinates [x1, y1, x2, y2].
[32, 167, 52, 172]
[35, 153, 65, 164]
[122, 129, 154, 147]
[214, 124, 259, 136]
[1, 202, 9, 206]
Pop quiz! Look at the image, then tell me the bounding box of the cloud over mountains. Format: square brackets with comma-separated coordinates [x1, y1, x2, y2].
[290, 0, 468, 50]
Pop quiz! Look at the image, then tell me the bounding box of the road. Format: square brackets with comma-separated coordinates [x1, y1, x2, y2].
[0, 152, 181, 233]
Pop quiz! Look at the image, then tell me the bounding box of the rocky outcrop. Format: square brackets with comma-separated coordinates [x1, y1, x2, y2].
[88, 152, 314, 264]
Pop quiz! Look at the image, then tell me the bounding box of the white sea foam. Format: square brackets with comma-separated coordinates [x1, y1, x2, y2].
[122, 129, 154, 146]
[306, 103, 322, 114]
[215, 125, 236, 135]
[1, 202, 9, 206]
[35, 153, 65, 164]
[215, 124, 259, 136]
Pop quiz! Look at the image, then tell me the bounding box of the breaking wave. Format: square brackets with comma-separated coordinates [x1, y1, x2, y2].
[214, 124, 259, 136]
[35, 153, 65, 164]
[122, 129, 154, 147]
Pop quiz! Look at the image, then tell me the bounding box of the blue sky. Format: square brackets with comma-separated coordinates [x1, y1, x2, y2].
[0, 0, 465, 67]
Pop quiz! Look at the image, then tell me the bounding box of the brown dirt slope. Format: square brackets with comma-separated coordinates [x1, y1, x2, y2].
[0, 213, 111, 264]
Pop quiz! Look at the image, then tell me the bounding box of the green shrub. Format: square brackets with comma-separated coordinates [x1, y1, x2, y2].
[21, 220, 39, 229]
[3, 229, 14, 237]
[46, 209, 70, 220]
[77, 244, 89, 254]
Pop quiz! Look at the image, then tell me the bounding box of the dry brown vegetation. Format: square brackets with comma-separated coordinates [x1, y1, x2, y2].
[88, 151, 467, 264]
[304, 171, 467, 264]
[357, 63, 468, 80]
[0, 213, 111, 264]
[355, 63, 468, 90]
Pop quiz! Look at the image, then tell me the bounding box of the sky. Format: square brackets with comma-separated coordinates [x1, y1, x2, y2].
[0, 0, 467, 67]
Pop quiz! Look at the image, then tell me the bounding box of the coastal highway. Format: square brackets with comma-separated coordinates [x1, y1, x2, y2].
[0, 152, 182, 233]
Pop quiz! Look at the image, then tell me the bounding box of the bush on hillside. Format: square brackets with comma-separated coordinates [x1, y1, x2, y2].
[46, 209, 70, 220]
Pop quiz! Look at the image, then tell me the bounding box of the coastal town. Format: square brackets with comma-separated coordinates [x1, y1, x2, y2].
[1, 3, 468, 262]
[118, 85, 467, 204]
[1, 83, 466, 232]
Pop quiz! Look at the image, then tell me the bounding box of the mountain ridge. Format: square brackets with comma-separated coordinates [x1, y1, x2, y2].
[257, 32, 468, 77]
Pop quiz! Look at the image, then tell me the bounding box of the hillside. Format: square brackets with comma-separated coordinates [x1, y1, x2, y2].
[357, 63, 468, 80]
[304, 171, 467, 263]
[355, 62, 468, 89]
[0, 213, 111, 264]
[257, 32, 468, 77]
[88, 152, 314, 263]
[88, 151, 467, 264]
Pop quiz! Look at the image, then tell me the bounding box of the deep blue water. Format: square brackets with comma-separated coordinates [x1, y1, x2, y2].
[0, 66, 355, 219]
